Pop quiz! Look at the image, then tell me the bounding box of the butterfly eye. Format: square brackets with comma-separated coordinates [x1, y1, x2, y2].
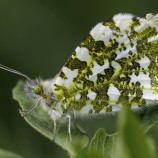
[34, 85, 42, 95]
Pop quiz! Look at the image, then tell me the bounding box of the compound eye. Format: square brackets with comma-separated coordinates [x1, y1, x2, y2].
[34, 85, 42, 95]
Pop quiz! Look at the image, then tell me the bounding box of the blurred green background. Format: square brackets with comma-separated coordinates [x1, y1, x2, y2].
[0, 0, 158, 157]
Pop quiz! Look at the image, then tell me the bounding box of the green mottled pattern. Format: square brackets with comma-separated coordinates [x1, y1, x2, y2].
[53, 13, 158, 114]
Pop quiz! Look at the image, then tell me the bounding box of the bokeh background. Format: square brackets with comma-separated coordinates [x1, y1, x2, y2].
[0, 0, 158, 157]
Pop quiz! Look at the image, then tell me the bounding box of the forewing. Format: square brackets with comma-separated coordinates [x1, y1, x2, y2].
[53, 13, 158, 113]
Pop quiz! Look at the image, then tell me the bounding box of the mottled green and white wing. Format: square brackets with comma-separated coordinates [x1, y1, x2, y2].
[53, 13, 158, 114]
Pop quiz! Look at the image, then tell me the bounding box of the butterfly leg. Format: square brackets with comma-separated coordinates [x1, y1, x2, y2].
[21, 97, 41, 117]
[49, 110, 57, 140]
[52, 116, 57, 141]
[66, 115, 72, 141]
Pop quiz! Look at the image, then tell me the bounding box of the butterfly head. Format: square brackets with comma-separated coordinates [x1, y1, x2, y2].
[25, 78, 56, 108]
[34, 84, 42, 95]
[0, 64, 45, 100]
[24, 79, 44, 100]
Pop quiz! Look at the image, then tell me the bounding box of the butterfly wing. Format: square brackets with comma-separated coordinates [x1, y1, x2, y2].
[53, 13, 158, 114]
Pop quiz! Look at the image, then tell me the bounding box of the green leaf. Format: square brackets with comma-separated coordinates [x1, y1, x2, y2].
[147, 121, 158, 154]
[0, 149, 23, 158]
[72, 128, 117, 158]
[114, 107, 157, 158]
[141, 105, 158, 132]
[12, 80, 158, 158]
[88, 128, 116, 158]
[12, 80, 89, 158]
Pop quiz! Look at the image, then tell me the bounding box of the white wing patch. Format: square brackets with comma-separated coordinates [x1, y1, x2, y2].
[138, 56, 150, 69]
[143, 89, 158, 101]
[115, 41, 137, 60]
[75, 94, 81, 100]
[107, 84, 121, 102]
[54, 76, 63, 86]
[89, 60, 109, 81]
[90, 23, 113, 43]
[148, 34, 158, 42]
[111, 61, 122, 75]
[130, 72, 151, 88]
[62, 67, 78, 88]
[80, 104, 93, 114]
[134, 18, 148, 32]
[87, 91, 97, 100]
[116, 32, 130, 45]
[113, 13, 134, 31]
[75, 47, 90, 62]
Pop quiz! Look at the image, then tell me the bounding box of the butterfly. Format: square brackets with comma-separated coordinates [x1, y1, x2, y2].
[1, 13, 158, 140]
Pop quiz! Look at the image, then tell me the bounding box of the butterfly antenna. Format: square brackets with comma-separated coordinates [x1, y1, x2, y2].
[0, 64, 33, 81]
